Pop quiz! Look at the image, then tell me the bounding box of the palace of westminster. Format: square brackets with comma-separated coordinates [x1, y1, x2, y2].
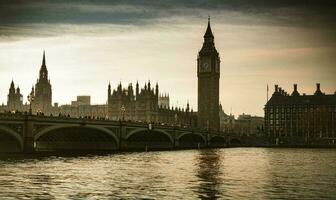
[1, 19, 335, 139]
[0, 19, 223, 132]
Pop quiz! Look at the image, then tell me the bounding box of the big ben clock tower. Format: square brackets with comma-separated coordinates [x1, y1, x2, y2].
[197, 17, 220, 132]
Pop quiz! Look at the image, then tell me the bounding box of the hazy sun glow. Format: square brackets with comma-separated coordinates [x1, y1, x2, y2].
[0, 1, 335, 116]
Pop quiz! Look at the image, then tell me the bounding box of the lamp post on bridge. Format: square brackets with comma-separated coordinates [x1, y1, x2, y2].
[173, 113, 178, 148]
[146, 122, 152, 152]
[120, 105, 126, 121]
[27, 90, 34, 115]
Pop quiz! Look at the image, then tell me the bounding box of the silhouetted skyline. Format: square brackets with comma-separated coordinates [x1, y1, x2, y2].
[0, 0, 335, 116]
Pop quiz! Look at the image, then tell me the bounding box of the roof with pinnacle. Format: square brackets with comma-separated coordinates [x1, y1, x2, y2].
[40, 51, 47, 71]
[204, 17, 214, 38]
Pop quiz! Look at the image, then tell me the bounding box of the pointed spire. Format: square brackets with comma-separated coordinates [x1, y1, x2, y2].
[155, 81, 159, 96]
[42, 50, 46, 66]
[39, 50, 48, 80]
[204, 15, 214, 38]
[10, 79, 14, 88]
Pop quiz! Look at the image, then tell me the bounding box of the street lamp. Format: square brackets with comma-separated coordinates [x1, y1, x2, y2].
[27, 91, 34, 115]
[145, 122, 152, 152]
[120, 105, 126, 121]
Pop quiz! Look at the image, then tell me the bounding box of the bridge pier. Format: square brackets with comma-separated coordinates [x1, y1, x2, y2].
[23, 115, 35, 153]
[119, 122, 127, 150]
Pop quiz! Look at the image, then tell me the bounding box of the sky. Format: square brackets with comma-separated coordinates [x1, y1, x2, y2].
[0, 0, 335, 117]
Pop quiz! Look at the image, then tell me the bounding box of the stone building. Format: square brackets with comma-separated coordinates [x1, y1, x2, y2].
[234, 113, 264, 136]
[264, 83, 336, 144]
[158, 94, 169, 108]
[219, 104, 235, 133]
[197, 17, 220, 131]
[107, 81, 197, 127]
[72, 96, 91, 106]
[6, 80, 23, 112]
[54, 96, 108, 118]
[31, 51, 52, 115]
[1, 19, 221, 132]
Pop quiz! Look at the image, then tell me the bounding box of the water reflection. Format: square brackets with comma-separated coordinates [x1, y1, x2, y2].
[196, 149, 223, 199]
[0, 149, 336, 199]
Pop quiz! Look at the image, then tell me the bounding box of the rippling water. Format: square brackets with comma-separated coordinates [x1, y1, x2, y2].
[0, 148, 336, 199]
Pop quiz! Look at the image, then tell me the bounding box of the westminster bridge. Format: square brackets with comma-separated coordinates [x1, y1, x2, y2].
[0, 113, 245, 153]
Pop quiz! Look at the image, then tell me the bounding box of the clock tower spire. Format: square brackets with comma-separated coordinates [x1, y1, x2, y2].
[197, 17, 220, 132]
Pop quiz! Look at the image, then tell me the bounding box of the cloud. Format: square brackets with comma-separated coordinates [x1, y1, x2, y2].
[0, 0, 335, 39]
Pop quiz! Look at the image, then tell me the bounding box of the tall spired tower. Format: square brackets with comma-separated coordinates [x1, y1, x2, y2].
[33, 51, 52, 114]
[197, 17, 220, 132]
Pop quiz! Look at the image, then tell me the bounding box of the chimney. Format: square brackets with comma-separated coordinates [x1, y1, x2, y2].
[278, 87, 283, 95]
[291, 83, 300, 96]
[275, 85, 278, 92]
[314, 83, 322, 95]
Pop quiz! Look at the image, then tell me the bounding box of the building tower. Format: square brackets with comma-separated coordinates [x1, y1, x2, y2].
[7, 80, 23, 112]
[197, 17, 220, 131]
[33, 51, 52, 114]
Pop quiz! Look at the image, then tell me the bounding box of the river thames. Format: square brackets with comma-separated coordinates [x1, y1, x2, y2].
[0, 148, 335, 199]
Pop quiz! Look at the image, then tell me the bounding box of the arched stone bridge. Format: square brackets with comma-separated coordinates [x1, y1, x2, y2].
[0, 113, 239, 153]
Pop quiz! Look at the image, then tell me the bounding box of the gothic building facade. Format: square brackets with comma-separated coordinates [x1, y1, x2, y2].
[2, 19, 222, 132]
[107, 81, 197, 127]
[197, 17, 220, 131]
[31, 51, 52, 115]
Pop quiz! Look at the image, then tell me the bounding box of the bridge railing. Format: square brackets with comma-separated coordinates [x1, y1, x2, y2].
[0, 112, 235, 137]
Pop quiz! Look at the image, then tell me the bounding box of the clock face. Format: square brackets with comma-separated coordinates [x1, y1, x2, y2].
[201, 62, 210, 72]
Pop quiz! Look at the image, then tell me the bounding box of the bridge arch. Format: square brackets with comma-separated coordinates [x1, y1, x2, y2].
[34, 125, 119, 151]
[177, 132, 207, 143]
[177, 132, 207, 148]
[125, 128, 174, 150]
[0, 125, 23, 152]
[126, 128, 174, 143]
